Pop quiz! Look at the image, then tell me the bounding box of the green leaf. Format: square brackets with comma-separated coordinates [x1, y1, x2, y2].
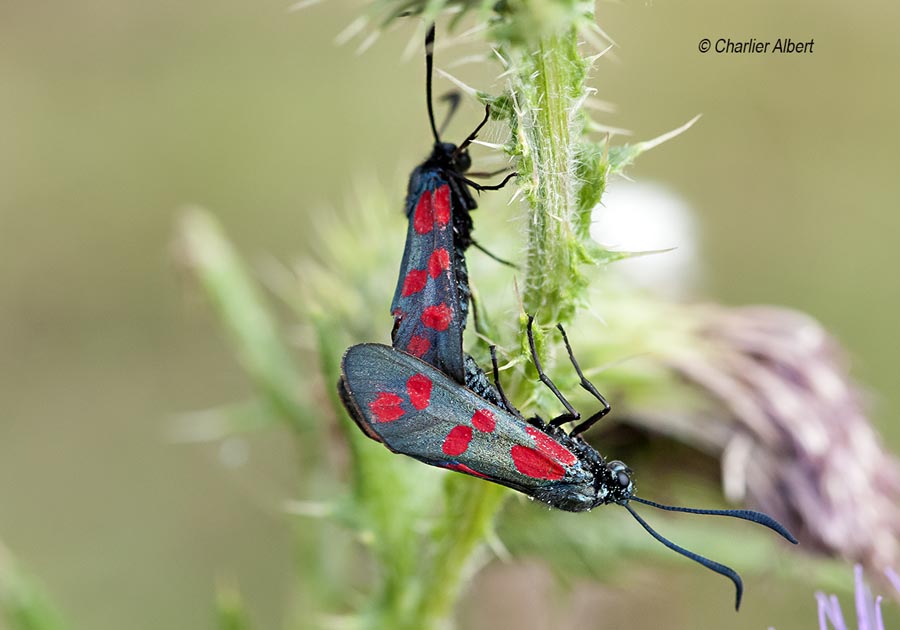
[0, 543, 67, 630]
[175, 208, 307, 431]
[215, 579, 252, 630]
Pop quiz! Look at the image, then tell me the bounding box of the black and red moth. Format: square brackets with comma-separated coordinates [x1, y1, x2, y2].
[338, 318, 797, 610]
[345, 22, 796, 609]
[340, 342, 624, 510]
[390, 24, 514, 390]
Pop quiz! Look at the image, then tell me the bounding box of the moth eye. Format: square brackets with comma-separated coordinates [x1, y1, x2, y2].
[617, 471, 631, 488]
[456, 150, 472, 172]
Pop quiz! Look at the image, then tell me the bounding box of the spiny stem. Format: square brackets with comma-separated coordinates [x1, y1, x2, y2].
[395, 8, 599, 628]
[521, 32, 582, 323]
[411, 482, 508, 630]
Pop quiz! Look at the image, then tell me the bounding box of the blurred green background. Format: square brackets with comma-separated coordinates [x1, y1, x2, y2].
[2, 0, 898, 628]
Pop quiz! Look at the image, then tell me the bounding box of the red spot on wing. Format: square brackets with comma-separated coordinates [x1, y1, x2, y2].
[434, 185, 451, 226]
[421, 303, 452, 331]
[369, 392, 404, 423]
[407, 335, 431, 357]
[446, 463, 488, 478]
[525, 426, 577, 465]
[428, 248, 450, 279]
[442, 425, 473, 456]
[401, 269, 428, 297]
[510, 445, 566, 480]
[471, 409, 496, 433]
[406, 373, 433, 410]
[413, 191, 434, 234]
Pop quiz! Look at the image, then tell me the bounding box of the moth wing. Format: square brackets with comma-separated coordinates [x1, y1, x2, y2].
[390, 176, 466, 383]
[340, 344, 591, 491]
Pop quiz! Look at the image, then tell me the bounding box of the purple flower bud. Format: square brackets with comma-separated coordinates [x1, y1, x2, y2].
[660, 305, 900, 571]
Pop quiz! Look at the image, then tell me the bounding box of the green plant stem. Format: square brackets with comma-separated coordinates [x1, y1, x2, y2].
[411, 481, 508, 630]
[0, 542, 66, 630]
[270, 5, 603, 628]
[178, 209, 307, 431]
[390, 12, 595, 629]
[522, 32, 581, 323]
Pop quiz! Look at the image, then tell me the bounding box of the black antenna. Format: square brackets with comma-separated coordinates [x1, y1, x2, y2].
[437, 92, 462, 137]
[623, 497, 798, 611]
[623, 503, 745, 610]
[629, 496, 798, 544]
[425, 23, 441, 143]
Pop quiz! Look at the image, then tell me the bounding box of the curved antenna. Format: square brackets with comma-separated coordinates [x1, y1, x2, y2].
[437, 91, 462, 137]
[424, 23, 441, 143]
[622, 502, 744, 611]
[629, 496, 798, 544]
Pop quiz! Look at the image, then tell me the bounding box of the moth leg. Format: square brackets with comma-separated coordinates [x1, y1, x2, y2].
[526, 314, 580, 426]
[455, 104, 491, 155]
[470, 237, 517, 269]
[490, 345, 515, 414]
[469, 287, 483, 336]
[467, 167, 511, 179]
[459, 171, 517, 192]
[447, 173, 477, 211]
[556, 323, 612, 436]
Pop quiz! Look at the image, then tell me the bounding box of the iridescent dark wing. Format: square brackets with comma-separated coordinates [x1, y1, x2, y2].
[390, 172, 468, 383]
[339, 343, 595, 496]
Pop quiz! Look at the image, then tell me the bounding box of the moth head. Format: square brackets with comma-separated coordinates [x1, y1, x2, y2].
[453, 145, 472, 173]
[429, 141, 470, 174]
[605, 459, 635, 502]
